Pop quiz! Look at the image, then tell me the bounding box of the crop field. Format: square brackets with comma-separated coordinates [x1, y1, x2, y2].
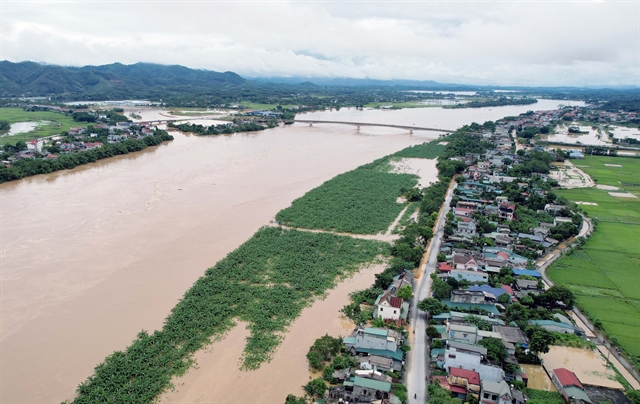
[73, 227, 390, 402]
[550, 156, 640, 361]
[0, 108, 90, 145]
[577, 155, 640, 195]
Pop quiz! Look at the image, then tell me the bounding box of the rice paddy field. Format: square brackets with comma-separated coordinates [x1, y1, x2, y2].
[548, 156, 640, 364]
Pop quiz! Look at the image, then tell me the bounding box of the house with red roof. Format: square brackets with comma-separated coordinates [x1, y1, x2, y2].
[438, 262, 452, 272]
[551, 368, 592, 404]
[447, 367, 481, 399]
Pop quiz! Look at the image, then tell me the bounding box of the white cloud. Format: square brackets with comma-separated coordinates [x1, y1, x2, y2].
[1, 0, 637, 86]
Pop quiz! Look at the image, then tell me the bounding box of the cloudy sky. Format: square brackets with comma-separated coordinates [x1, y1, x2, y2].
[1, 0, 638, 86]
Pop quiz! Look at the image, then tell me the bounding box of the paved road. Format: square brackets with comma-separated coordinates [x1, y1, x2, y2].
[406, 180, 457, 403]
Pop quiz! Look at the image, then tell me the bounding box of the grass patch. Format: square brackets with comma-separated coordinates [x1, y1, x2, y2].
[523, 388, 565, 404]
[393, 141, 446, 159]
[276, 169, 418, 234]
[0, 108, 90, 145]
[73, 227, 390, 402]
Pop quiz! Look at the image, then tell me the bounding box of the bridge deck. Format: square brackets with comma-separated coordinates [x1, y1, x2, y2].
[293, 119, 455, 133]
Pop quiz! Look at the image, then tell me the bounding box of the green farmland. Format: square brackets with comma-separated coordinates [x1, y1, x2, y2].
[549, 155, 640, 365]
[0, 108, 91, 145]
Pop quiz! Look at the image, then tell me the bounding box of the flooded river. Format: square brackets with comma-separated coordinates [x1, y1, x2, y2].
[1, 101, 574, 403]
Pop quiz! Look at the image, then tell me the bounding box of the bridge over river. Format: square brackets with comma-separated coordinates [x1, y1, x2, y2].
[293, 119, 456, 134]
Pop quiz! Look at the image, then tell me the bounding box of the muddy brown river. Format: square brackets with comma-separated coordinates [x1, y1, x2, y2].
[0, 103, 573, 403]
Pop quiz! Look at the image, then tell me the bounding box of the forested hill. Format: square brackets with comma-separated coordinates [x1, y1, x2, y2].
[0, 61, 248, 99]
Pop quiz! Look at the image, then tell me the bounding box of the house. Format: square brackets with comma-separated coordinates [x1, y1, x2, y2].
[26, 139, 43, 152]
[349, 328, 402, 352]
[358, 355, 393, 372]
[448, 270, 488, 283]
[545, 204, 565, 214]
[529, 320, 585, 336]
[551, 368, 592, 403]
[344, 327, 404, 371]
[512, 269, 542, 279]
[498, 203, 515, 221]
[438, 262, 452, 273]
[451, 290, 487, 305]
[493, 326, 529, 347]
[454, 207, 474, 218]
[330, 375, 392, 403]
[448, 367, 481, 399]
[457, 221, 477, 238]
[390, 271, 414, 292]
[453, 255, 479, 271]
[515, 278, 541, 290]
[448, 323, 479, 344]
[444, 341, 505, 383]
[374, 291, 403, 321]
[480, 380, 512, 404]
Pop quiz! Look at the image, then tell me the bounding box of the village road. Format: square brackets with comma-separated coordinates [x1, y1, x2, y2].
[406, 180, 457, 403]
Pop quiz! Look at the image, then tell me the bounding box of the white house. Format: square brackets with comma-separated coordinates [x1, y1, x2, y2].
[374, 291, 403, 321]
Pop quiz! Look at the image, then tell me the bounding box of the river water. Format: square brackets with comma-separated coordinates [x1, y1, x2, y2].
[0, 100, 574, 403]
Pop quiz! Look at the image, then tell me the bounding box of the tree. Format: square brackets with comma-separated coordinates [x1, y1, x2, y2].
[520, 294, 534, 306]
[498, 293, 511, 305]
[426, 326, 440, 339]
[303, 378, 327, 396]
[427, 380, 463, 403]
[0, 120, 10, 132]
[478, 337, 508, 362]
[285, 395, 307, 404]
[528, 326, 554, 354]
[542, 285, 575, 309]
[431, 339, 444, 349]
[418, 297, 446, 315]
[437, 253, 447, 262]
[463, 315, 493, 331]
[397, 285, 413, 300]
[505, 302, 530, 325]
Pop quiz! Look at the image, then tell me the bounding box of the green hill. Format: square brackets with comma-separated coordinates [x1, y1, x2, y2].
[0, 61, 248, 98]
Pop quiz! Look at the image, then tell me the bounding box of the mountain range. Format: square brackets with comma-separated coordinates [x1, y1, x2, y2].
[0, 61, 248, 98]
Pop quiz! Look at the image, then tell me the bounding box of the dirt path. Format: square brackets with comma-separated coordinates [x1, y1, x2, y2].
[271, 223, 400, 243]
[550, 160, 596, 188]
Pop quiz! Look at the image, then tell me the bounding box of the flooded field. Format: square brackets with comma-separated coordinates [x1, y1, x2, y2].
[520, 364, 557, 391]
[3, 121, 39, 136]
[540, 346, 624, 390]
[0, 101, 580, 403]
[544, 124, 610, 146]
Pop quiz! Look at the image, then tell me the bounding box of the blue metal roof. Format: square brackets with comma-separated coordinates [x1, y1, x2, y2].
[513, 269, 542, 278]
[468, 285, 508, 297]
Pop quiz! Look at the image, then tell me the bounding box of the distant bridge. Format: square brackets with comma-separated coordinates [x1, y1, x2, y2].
[293, 119, 456, 134]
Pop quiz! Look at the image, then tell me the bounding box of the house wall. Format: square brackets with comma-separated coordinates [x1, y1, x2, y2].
[375, 303, 401, 321]
[444, 348, 504, 383]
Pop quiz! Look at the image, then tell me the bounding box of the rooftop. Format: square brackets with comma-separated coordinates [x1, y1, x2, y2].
[449, 367, 480, 384]
[353, 376, 392, 392]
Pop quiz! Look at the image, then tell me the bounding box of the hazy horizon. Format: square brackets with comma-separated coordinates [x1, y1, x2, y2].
[2, 1, 638, 87]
